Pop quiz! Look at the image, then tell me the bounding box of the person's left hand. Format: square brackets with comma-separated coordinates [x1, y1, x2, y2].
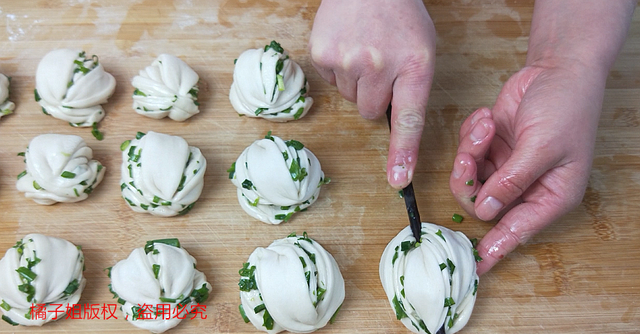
[449, 64, 607, 275]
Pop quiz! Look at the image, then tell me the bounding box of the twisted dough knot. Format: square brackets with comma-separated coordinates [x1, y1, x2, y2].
[230, 134, 328, 224]
[0, 234, 86, 326]
[132, 54, 200, 121]
[109, 238, 211, 333]
[380, 223, 480, 334]
[35, 49, 115, 127]
[230, 41, 313, 122]
[120, 131, 206, 217]
[239, 233, 344, 333]
[0, 73, 15, 119]
[16, 134, 105, 205]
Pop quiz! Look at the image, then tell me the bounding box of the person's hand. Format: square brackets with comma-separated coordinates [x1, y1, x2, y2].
[449, 64, 608, 275]
[308, 0, 436, 189]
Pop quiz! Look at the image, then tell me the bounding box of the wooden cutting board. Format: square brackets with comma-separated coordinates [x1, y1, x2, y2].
[0, 1, 639, 333]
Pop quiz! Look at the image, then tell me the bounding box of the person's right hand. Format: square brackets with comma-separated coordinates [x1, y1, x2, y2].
[308, 0, 436, 189]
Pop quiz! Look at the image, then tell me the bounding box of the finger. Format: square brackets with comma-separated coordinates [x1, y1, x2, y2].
[334, 71, 357, 103]
[456, 116, 495, 178]
[387, 69, 433, 188]
[310, 61, 336, 86]
[308, 37, 337, 86]
[449, 152, 482, 217]
[475, 199, 565, 275]
[458, 107, 492, 144]
[356, 75, 392, 119]
[474, 143, 558, 221]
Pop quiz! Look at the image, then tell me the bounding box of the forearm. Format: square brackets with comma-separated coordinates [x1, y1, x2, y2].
[526, 0, 636, 75]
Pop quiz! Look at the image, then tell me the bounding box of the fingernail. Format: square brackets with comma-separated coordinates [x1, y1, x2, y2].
[478, 196, 503, 220]
[470, 108, 487, 125]
[452, 160, 465, 179]
[391, 165, 408, 184]
[470, 122, 489, 142]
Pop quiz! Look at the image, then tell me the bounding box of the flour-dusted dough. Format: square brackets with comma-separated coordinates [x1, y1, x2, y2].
[229, 133, 328, 224]
[0, 73, 15, 119]
[379, 223, 480, 334]
[230, 41, 313, 122]
[0, 234, 86, 326]
[109, 238, 211, 333]
[132, 54, 200, 121]
[238, 233, 344, 333]
[16, 134, 105, 205]
[120, 131, 206, 217]
[35, 48, 116, 127]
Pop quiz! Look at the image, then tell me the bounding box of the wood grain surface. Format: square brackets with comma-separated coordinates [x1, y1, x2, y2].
[1, 1, 639, 333]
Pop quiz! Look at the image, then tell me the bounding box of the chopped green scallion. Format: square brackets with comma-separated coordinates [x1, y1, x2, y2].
[239, 304, 250, 323]
[61, 171, 76, 179]
[120, 140, 131, 151]
[153, 264, 160, 279]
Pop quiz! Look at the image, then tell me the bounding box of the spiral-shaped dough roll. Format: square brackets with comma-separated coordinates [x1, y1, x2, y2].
[229, 133, 328, 224]
[379, 223, 481, 334]
[0, 234, 86, 326]
[120, 131, 206, 217]
[109, 238, 211, 333]
[0, 73, 15, 119]
[238, 233, 344, 333]
[35, 48, 116, 127]
[230, 41, 313, 122]
[132, 54, 200, 121]
[16, 134, 105, 205]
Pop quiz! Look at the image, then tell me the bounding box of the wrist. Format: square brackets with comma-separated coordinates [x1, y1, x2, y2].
[525, 0, 635, 79]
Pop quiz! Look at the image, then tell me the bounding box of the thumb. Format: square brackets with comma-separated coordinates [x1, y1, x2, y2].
[474, 139, 557, 221]
[386, 68, 433, 189]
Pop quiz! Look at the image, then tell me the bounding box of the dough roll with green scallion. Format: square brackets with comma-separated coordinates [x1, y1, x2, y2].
[379, 223, 481, 334]
[229, 132, 329, 224]
[131, 54, 200, 121]
[34, 49, 115, 129]
[0, 73, 15, 119]
[16, 134, 105, 205]
[0, 234, 86, 327]
[120, 131, 206, 217]
[230, 40, 313, 122]
[108, 238, 211, 333]
[238, 232, 344, 333]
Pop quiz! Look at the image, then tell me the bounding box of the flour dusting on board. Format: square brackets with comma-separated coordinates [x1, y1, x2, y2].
[3, 12, 42, 42]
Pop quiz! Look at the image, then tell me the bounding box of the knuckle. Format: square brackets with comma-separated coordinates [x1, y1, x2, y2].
[401, 49, 435, 75]
[497, 222, 527, 248]
[496, 173, 527, 198]
[394, 109, 426, 135]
